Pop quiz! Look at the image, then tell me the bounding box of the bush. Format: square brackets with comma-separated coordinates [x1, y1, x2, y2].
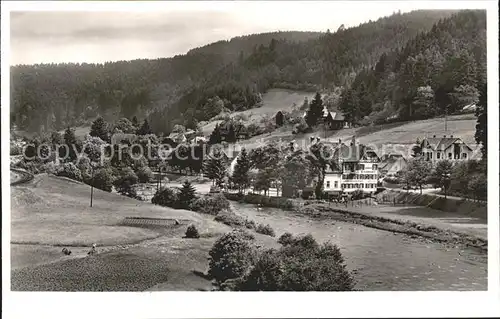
[15, 160, 42, 175]
[89, 167, 115, 192]
[113, 167, 139, 198]
[245, 219, 257, 230]
[55, 162, 83, 181]
[214, 210, 246, 227]
[208, 230, 257, 285]
[136, 166, 154, 183]
[237, 234, 354, 291]
[185, 225, 200, 239]
[351, 189, 366, 200]
[277, 232, 294, 246]
[256, 224, 276, 237]
[242, 193, 294, 210]
[152, 187, 179, 208]
[301, 189, 314, 199]
[190, 193, 230, 215]
[383, 176, 401, 184]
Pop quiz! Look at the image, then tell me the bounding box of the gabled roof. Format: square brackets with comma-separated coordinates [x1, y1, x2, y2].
[332, 143, 380, 163]
[379, 155, 406, 170]
[168, 132, 185, 139]
[422, 136, 472, 151]
[331, 112, 345, 121]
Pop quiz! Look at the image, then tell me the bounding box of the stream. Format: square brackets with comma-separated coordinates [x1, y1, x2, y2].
[230, 202, 487, 291]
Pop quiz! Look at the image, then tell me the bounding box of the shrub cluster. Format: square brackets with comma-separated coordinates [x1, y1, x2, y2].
[190, 193, 230, 215]
[255, 224, 276, 237]
[152, 187, 180, 208]
[208, 230, 257, 286]
[238, 234, 354, 291]
[208, 232, 354, 291]
[242, 193, 294, 210]
[55, 162, 83, 181]
[214, 210, 246, 227]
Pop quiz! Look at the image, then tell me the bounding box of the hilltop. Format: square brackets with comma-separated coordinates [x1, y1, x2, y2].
[11, 9, 473, 135]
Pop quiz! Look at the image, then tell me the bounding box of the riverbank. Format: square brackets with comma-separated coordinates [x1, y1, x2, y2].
[229, 201, 487, 290]
[224, 193, 487, 253]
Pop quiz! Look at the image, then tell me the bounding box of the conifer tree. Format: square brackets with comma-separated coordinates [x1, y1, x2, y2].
[179, 180, 197, 209]
[204, 151, 227, 187]
[231, 148, 251, 193]
[137, 119, 152, 135]
[209, 123, 222, 145]
[132, 116, 139, 127]
[475, 81, 487, 159]
[90, 117, 110, 142]
[305, 92, 324, 127]
[63, 127, 79, 161]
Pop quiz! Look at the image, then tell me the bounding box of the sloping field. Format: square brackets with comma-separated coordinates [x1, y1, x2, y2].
[233, 113, 480, 157]
[11, 174, 228, 246]
[200, 89, 314, 136]
[10, 174, 279, 291]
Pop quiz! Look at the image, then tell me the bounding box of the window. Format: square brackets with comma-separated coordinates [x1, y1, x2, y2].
[360, 183, 364, 188]
[448, 153, 452, 159]
[334, 181, 338, 188]
[437, 152, 441, 159]
[326, 181, 330, 188]
[359, 164, 365, 170]
[373, 164, 378, 170]
[462, 153, 467, 159]
[430, 152, 433, 159]
[341, 184, 345, 189]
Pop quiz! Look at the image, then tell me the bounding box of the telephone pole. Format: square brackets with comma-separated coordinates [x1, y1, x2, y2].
[444, 104, 449, 132]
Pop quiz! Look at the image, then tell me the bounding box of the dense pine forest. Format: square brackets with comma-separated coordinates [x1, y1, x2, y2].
[11, 9, 485, 135]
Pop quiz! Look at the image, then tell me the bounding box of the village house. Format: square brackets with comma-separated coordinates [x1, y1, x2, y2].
[378, 154, 408, 177]
[324, 110, 351, 130]
[167, 132, 187, 144]
[305, 136, 381, 196]
[419, 135, 474, 162]
[302, 106, 351, 130]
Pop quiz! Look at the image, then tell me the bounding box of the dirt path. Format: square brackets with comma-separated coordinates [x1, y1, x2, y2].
[230, 201, 487, 291]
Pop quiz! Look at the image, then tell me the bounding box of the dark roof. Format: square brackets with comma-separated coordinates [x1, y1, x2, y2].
[334, 144, 379, 162]
[422, 137, 472, 151]
[332, 112, 345, 121]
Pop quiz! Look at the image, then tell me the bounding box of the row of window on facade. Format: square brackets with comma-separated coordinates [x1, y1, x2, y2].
[325, 181, 377, 189]
[425, 152, 468, 160]
[341, 174, 378, 180]
[343, 164, 378, 171]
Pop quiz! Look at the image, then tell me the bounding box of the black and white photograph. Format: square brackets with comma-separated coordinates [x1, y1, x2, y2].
[2, 1, 499, 318]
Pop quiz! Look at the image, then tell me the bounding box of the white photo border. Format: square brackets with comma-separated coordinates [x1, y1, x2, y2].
[2, 1, 499, 318]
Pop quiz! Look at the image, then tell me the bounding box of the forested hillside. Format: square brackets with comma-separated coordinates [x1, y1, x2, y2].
[11, 9, 485, 136]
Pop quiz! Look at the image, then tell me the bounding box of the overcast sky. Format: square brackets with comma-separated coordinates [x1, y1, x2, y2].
[10, 1, 439, 65]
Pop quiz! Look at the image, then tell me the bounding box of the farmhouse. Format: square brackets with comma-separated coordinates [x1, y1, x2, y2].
[324, 111, 351, 130]
[419, 135, 474, 162]
[302, 106, 351, 130]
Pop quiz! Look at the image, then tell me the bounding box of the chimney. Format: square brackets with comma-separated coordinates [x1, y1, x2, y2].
[310, 136, 314, 142]
[338, 139, 342, 145]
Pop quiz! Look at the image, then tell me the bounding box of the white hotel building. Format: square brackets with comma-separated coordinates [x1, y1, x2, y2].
[315, 136, 381, 195]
